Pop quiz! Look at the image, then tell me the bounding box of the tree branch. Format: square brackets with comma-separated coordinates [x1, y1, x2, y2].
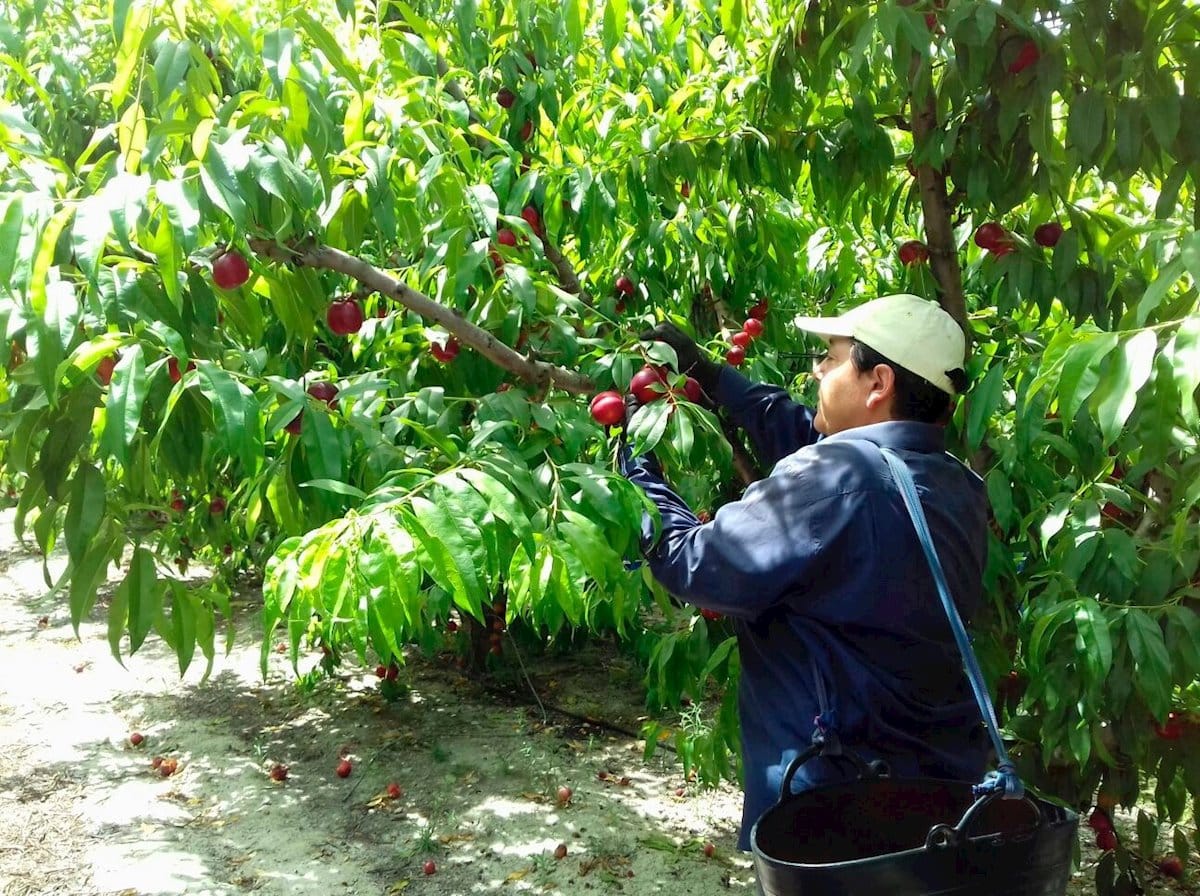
[248, 238, 595, 395]
[908, 55, 967, 330]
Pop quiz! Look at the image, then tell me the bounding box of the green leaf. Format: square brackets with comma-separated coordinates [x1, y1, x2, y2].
[291, 10, 363, 90]
[404, 497, 487, 619]
[68, 527, 116, 632]
[457, 467, 536, 563]
[195, 360, 261, 473]
[120, 546, 159, 653]
[299, 478, 366, 499]
[1133, 256, 1184, 326]
[169, 582, 197, 676]
[1057, 331, 1118, 423]
[965, 363, 1004, 452]
[1068, 90, 1105, 161]
[1168, 315, 1200, 427]
[100, 344, 148, 469]
[1124, 610, 1172, 719]
[627, 401, 672, 457]
[1073, 597, 1112, 690]
[64, 464, 106, 565]
[1090, 330, 1156, 447]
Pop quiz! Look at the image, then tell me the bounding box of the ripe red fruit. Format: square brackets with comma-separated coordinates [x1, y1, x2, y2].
[630, 365, 669, 404]
[898, 240, 930, 265]
[726, 346, 746, 366]
[97, 354, 118, 386]
[703, 842, 716, 858]
[675, 786, 685, 797]
[269, 763, 289, 782]
[285, 412, 303, 436]
[422, 860, 437, 876]
[446, 620, 458, 632]
[1159, 856, 1184, 879]
[521, 206, 542, 234]
[1087, 808, 1112, 831]
[326, 299, 364, 335]
[386, 782, 403, 799]
[151, 756, 163, 769]
[497, 86, 516, 108]
[683, 377, 703, 403]
[170, 497, 187, 513]
[497, 228, 518, 247]
[1033, 222, 1064, 247]
[700, 608, 723, 621]
[489, 249, 505, 273]
[731, 331, 752, 349]
[589, 392, 625, 425]
[212, 250, 250, 289]
[209, 496, 226, 515]
[375, 664, 387, 678]
[385, 663, 399, 681]
[167, 357, 184, 384]
[615, 275, 635, 297]
[680, 181, 691, 199]
[129, 732, 144, 747]
[974, 222, 1008, 251]
[743, 318, 764, 338]
[1007, 40, 1040, 75]
[748, 298, 769, 320]
[1096, 829, 1118, 851]
[554, 843, 568, 860]
[159, 757, 178, 777]
[430, 338, 460, 363]
[556, 785, 573, 805]
[336, 759, 352, 778]
[307, 382, 339, 405]
[519, 120, 533, 142]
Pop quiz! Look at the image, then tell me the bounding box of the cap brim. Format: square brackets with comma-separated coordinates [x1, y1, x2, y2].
[792, 314, 855, 340]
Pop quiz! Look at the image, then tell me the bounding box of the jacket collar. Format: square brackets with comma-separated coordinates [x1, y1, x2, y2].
[821, 420, 947, 453]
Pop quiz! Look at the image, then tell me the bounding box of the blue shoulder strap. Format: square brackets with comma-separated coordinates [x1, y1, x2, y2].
[880, 447, 1024, 801]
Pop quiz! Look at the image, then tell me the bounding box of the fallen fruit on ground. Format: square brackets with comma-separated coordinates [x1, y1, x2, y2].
[386, 782, 403, 798]
[556, 785, 572, 805]
[269, 763, 289, 782]
[129, 732, 144, 747]
[703, 842, 716, 858]
[554, 843, 568, 860]
[336, 759, 352, 778]
[212, 250, 250, 289]
[422, 860, 437, 875]
[1159, 856, 1184, 879]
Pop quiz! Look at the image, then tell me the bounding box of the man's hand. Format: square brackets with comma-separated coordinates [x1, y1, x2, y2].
[639, 322, 721, 395]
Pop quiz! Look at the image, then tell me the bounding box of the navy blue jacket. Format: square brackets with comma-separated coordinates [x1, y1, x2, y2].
[621, 368, 990, 850]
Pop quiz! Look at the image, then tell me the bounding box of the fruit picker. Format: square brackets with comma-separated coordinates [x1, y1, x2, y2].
[620, 293, 992, 851]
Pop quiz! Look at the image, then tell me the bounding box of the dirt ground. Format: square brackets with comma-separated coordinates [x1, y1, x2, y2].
[0, 507, 1191, 896]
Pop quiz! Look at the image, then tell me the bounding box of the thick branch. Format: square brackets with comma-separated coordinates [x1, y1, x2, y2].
[542, 239, 587, 300]
[248, 239, 594, 395]
[908, 57, 967, 330]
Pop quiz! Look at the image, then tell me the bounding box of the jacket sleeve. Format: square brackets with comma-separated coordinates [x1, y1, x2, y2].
[622, 449, 851, 620]
[713, 367, 822, 469]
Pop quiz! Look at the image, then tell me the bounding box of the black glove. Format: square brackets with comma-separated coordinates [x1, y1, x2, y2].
[639, 322, 722, 396]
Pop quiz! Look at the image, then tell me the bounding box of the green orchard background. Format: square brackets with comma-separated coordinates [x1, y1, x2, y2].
[2, 0, 1199, 889]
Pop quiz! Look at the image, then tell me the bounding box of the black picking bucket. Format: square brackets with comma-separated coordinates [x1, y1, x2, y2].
[751, 753, 1078, 896]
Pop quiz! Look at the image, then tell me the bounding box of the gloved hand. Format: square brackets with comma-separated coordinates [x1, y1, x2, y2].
[639, 322, 722, 396]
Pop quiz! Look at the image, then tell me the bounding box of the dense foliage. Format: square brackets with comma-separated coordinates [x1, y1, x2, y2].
[2, 0, 1199, 888]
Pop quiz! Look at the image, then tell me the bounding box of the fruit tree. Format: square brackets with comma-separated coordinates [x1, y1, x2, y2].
[1, 1, 1199, 889]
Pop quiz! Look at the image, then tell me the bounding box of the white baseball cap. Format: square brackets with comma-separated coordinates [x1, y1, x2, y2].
[793, 293, 966, 395]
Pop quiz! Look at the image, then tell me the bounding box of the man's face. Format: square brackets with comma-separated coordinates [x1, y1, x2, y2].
[812, 337, 880, 435]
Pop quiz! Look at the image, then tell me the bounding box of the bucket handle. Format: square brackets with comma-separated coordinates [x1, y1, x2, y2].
[777, 743, 883, 801]
[924, 791, 1043, 850]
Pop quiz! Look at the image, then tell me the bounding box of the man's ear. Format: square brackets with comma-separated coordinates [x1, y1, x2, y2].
[864, 363, 897, 413]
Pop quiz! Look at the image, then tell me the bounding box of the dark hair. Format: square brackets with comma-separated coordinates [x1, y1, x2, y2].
[850, 340, 965, 424]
